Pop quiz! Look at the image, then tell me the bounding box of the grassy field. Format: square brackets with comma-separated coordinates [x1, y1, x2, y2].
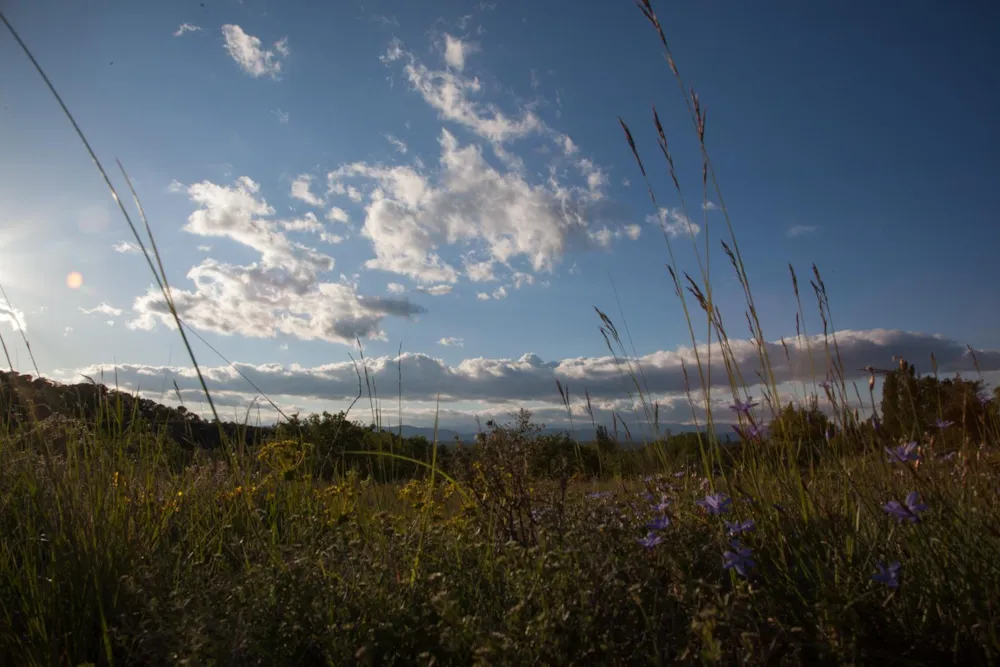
[3, 1, 1000, 664]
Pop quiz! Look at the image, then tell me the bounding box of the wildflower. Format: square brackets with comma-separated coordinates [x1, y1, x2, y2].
[587, 491, 612, 500]
[637, 532, 664, 549]
[886, 441, 921, 463]
[935, 418, 954, 430]
[673, 471, 685, 479]
[654, 496, 671, 512]
[729, 397, 758, 414]
[697, 493, 732, 515]
[722, 540, 755, 577]
[871, 561, 901, 588]
[882, 491, 928, 524]
[725, 519, 755, 536]
[647, 515, 671, 531]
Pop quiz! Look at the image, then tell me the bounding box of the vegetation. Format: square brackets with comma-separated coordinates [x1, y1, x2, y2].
[3, 1, 1000, 664]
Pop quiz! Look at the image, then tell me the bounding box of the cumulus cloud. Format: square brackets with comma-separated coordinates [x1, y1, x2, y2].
[327, 129, 610, 285]
[67, 329, 1000, 427]
[646, 207, 701, 239]
[438, 336, 464, 347]
[129, 176, 423, 345]
[326, 207, 350, 224]
[174, 23, 202, 37]
[222, 25, 288, 79]
[787, 224, 818, 238]
[290, 174, 324, 207]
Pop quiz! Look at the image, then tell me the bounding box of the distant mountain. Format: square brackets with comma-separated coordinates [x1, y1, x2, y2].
[395, 422, 705, 444]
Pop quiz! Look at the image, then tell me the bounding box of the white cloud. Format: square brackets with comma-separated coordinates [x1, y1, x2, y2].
[476, 292, 490, 300]
[385, 134, 408, 154]
[0, 302, 26, 332]
[787, 225, 818, 238]
[380, 37, 404, 64]
[391, 40, 543, 144]
[290, 174, 324, 207]
[279, 212, 343, 245]
[271, 109, 290, 124]
[511, 272, 533, 289]
[560, 135, 578, 156]
[491, 286, 508, 300]
[442, 33, 478, 71]
[438, 336, 464, 347]
[80, 303, 124, 317]
[465, 258, 497, 282]
[69, 329, 1000, 425]
[63, 326, 74, 337]
[325, 207, 350, 224]
[221, 25, 288, 79]
[387, 282, 407, 294]
[167, 179, 185, 194]
[174, 23, 202, 37]
[417, 284, 453, 296]
[624, 224, 641, 240]
[646, 207, 701, 239]
[326, 129, 604, 286]
[197, 245, 212, 252]
[129, 177, 424, 345]
[702, 201, 718, 211]
[577, 158, 607, 199]
[112, 240, 141, 254]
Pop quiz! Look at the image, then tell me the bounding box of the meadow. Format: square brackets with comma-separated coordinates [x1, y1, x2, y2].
[3, 2, 1000, 665]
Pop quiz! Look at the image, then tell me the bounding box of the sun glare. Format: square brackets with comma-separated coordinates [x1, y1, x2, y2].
[66, 271, 84, 289]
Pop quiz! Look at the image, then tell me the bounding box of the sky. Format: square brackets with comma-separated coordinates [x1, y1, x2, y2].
[1, 0, 999, 434]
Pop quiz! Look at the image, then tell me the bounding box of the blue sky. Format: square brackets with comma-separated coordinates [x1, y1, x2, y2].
[2, 0, 999, 431]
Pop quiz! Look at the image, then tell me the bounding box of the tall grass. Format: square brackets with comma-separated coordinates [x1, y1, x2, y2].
[3, 2, 1000, 665]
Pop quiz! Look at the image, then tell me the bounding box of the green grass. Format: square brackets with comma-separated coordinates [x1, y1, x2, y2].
[3, 1, 1000, 664]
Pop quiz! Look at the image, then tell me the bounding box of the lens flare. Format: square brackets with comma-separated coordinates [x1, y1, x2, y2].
[66, 272, 84, 289]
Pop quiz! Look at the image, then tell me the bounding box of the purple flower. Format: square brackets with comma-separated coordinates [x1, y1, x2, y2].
[935, 418, 954, 430]
[729, 397, 759, 415]
[654, 496, 672, 512]
[637, 532, 664, 549]
[886, 441, 921, 463]
[725, 519, 756, 536]
[587, 491, 612, 500]
[697, 493, 732, 515]
[882, 491, 928, 524]
[871, 561, 901, 588]
[673, 471, 686, 479]
[647, 516, 671, 531]
[722, 540, 755, 577]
